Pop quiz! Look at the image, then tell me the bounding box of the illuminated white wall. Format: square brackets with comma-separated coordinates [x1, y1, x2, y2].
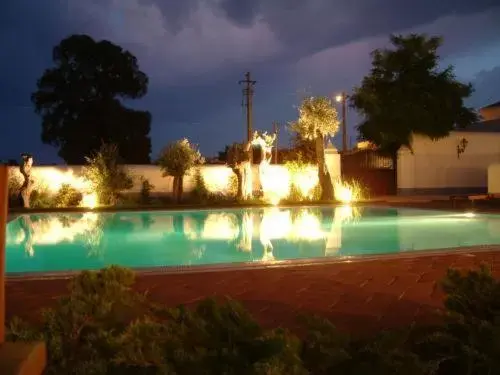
[7, 159, 341, 197]
[488, 164, 500, 194]
[397, 132, 500, 195]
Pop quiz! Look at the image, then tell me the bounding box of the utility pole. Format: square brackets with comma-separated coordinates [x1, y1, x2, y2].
[273, 122, 279, 164]
[239, 72, 256, 143]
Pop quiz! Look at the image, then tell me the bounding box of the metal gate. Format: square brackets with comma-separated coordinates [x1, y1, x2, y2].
[341, 150, 396, 197]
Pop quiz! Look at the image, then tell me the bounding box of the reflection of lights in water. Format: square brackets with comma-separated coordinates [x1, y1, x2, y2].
[334, 205, 361, 224]
[12, 213, 99, 246]
[202, 213, 239, 240]
[260, 208, 292, 239]
[237, 212, 254, 252]
[463, 212, 476, 218]
[292, 210, 324, 240]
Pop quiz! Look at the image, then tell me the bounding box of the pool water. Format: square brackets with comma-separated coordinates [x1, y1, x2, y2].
[5, 206, 500, 274]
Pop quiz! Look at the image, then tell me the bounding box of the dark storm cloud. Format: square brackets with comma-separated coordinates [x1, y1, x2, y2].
[217, 0, 499, 54]
[0, 0, 499, 162]
[471, 66, 500, 107]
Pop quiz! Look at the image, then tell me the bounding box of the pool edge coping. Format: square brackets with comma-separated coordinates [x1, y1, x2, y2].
[6, 244, 500, 282]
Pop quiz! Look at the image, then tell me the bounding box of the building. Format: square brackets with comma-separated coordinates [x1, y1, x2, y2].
[397, 101, 500, 195]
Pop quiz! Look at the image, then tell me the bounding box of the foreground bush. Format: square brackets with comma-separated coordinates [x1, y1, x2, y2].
[8, 266, 304, 375]
[7, 264, 500, 375]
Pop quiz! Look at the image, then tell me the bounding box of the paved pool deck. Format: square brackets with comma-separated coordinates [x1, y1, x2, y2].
[6, 249, 500, 336]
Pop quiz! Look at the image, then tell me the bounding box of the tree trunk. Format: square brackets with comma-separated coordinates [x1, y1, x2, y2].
[233, 168, 243, 200]
[315, 136, 334, 201]
[173, 176, 183, 203]
[391, 151, 398, 195]
[177, 176, 184, 202]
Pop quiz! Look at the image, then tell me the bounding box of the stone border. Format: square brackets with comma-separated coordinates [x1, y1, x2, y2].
[7, 244, 500, 282]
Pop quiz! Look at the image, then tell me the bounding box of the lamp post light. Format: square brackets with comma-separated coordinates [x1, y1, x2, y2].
[335, 92, 349, 153]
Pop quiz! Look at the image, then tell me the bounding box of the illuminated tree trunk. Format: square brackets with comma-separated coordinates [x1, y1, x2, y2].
[173, 176, 183, 203]
[242, 161, 253, 200]
[315, 135, 334, 201]
[232, 168, 243, 200]
[19, 155, 34, 208]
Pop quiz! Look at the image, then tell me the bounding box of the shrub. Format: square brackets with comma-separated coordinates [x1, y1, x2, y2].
[30, 188, 54, 208]
[83, 143, 133, 206]
[284, 160, 320, 202]
[53, 184, 83, 207]
[8, 266, 304, 375]
[9, 265, 500, 375]
[139, 177, 154, 205]
[158, 139, 204, 203]
[7, 173, 22, 207]
[411, 265, 500, 375]
[191, 168, 210, 202]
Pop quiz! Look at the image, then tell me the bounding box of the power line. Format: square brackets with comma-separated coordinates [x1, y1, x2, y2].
[238, 72, 256, 143]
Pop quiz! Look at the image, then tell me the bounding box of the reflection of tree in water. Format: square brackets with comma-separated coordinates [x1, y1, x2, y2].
[18, 215, 35, 257]
[82, 214, 135, 258]
[232, 210, 254, 254]
[140, 213, 155, 230]
[78, 216, 105, 258]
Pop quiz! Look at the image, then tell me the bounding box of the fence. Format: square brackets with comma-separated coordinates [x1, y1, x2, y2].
[341, 150, 396, 196]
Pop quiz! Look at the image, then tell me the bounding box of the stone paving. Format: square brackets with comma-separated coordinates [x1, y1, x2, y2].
[6, 250, 500, 336]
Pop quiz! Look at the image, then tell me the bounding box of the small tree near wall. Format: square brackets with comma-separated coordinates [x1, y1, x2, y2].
[290, 96, 340, 201]
[157, 139, 203, 202]
[226, 142, 252, 200]
[83, 143, 133, 206]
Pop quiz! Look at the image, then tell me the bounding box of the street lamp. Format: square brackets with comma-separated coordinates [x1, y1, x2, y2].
[335, 92, 349, 152]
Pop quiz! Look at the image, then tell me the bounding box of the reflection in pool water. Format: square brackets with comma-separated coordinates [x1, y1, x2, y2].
[6, 206, 500, 274]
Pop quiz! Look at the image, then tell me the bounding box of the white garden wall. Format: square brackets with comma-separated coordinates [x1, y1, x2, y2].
[8, 151, 341, 198]
[397, 132, 500, 195]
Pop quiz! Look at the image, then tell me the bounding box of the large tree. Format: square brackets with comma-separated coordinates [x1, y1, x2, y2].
[32, 34, 152, 164]
[290, 96, 340, 201]
[350, 34, 478, 162]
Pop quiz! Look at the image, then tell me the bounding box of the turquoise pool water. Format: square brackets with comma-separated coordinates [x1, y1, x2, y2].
[5, 206, 500, 274]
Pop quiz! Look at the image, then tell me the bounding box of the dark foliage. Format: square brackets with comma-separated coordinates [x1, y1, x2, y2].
[351, 34, 478, 157]
[53, 184, 83, 207]
[8, 265, 500, 375]
[32, 34, 152, 164]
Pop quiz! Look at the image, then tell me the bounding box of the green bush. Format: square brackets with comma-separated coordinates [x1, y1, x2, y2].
[191, 168, 210, 202]
[284, 160, 321, 203]
[8, 265, 500, 375]
[7, 173, 22, 207]
[30, 188, 55, 208]
[53, 184, 83, 207]
[83, 143, 134, 206]
[8, 266, 306, 375]
[139, 177, 154, 205]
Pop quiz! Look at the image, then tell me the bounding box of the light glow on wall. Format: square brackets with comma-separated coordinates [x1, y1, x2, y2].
[200, 167, 234, 194]
[11, 167, 99, 208]
[333, 179, 363, 204]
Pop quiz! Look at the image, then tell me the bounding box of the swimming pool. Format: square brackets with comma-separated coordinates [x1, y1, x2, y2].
[5, 206, 500, 274]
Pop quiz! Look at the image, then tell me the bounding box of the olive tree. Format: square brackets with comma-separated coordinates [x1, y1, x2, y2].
[226, 141, 252, 200]
[157, 139, 204, 202]
[289, 96, 340, 201]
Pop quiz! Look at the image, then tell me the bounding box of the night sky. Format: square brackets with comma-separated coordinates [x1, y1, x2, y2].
[1, 0, 499, 164]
